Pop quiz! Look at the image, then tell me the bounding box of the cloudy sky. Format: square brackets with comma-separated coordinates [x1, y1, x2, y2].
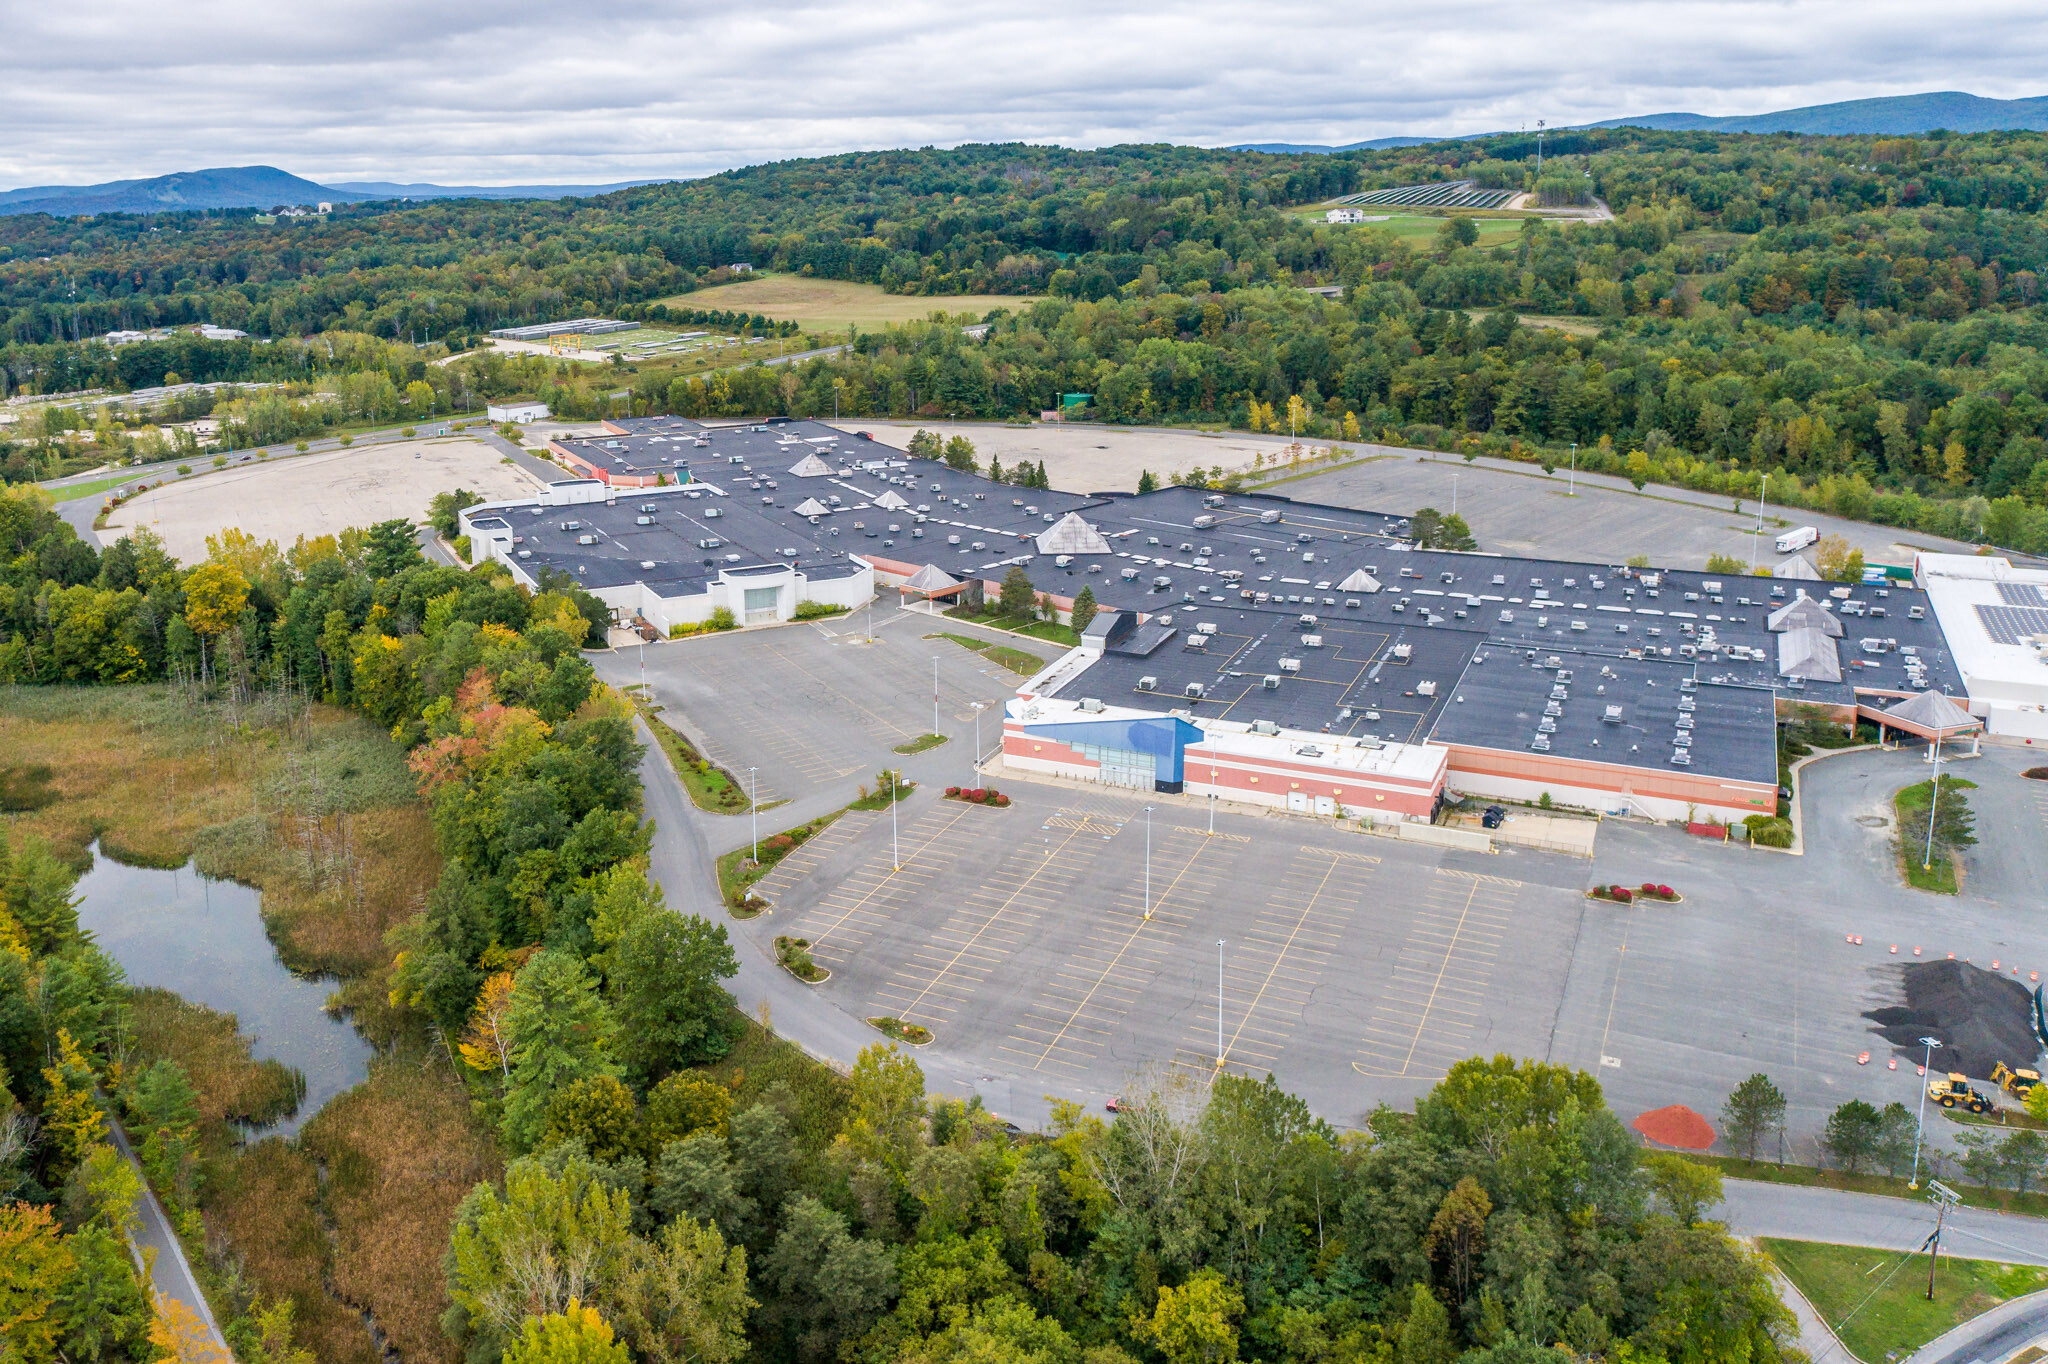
[5, 0, 2047, 189]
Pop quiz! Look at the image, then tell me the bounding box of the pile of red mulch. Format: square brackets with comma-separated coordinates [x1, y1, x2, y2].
[1632, 1104, 1716, 1150]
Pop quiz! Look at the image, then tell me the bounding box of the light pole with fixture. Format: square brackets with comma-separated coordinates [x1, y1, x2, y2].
[1216, 939, 1226, 1066]
[1910, 1035, 1942, 1188]
[1567, 442, 1577, 496]
[748, 767, 759, 865]
[1143, 806, 1154, 920]
[890, 769, 902, 870]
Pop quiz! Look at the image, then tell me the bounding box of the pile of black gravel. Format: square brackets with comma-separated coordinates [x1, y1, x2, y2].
[1864, 960, 2042, 1079]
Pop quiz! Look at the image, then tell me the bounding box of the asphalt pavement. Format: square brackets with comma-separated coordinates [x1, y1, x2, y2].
[107, 1117, 228, 1350]
[1718, 1179, 2048, 1265]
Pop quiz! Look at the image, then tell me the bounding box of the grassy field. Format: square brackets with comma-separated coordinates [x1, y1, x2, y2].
[1766, 1239, 2048, 1362]
[1297, 209, 1528, 247]
[660, 274, 1040, 332]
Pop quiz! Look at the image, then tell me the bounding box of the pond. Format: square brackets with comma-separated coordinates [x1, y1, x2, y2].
[74, 843, 375, 1139]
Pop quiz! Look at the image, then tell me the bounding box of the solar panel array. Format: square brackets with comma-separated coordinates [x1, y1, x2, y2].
[1340, 181, 1518, 210]
[1996, 581, 2048, 607]
[1974, 603, 2048, 644]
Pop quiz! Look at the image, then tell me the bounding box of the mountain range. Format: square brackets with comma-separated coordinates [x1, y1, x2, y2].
[0, 165, 664, 218]
[1230, 89, 2048, 154]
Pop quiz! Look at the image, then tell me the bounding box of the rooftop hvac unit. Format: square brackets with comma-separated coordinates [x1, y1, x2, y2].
[1530, 734, 1552, 751]
[1680, 677, 1698, 692]
[781, 547, 798, 557]
[1137, 676, 1158, 692]
[1251, 719, 1281, 735]
[1678, 696, 1696, 712]
[1299, 613, 1319, 627]
[948, 535, 961, 545]
[639, 503, 658, 512]
[1185, 635, 1208, 651]
[516, 549, 532, 559]
[1356, 735, 1383, 749]
[1603, 705, 1624, 723]
[1670, 750, 1692, 766]
[1302, 634, 1323, 648]
[1259, 509, 1283, 524]
[1294, 744, 1323, 758]
[1262, 674, 1282, 689]
[560, 520, 580, 531]
[1544, 700, 1562, 717]
[1550, 685, 1569, 700]
[1196, 622, 1218, 635]
[636, 516, 654, 526]
[704, 508, 721, 518]
[1192, 515, 1216, 528]
[1391, 643, 1413, 662]
[1673, 732, 1692, 748]
[1416, 680, 1438, 697]
[576, 534, 596, 545]
[1279, 657, 1303, 673]
[1078, 697, 1105, 713]
[1185, 682, 1205, 699]
[639, 560, 657, 570]
[1538, 717, 1557, 733]
[1676, 715, 1694, 730]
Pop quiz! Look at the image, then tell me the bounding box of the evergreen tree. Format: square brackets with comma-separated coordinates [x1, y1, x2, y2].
[1070, 586, 1099, 633]
[1719, 1073, 1787, 1162]
[502, 951, 620, 1153]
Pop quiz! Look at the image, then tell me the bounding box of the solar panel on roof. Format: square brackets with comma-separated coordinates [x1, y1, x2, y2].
[1974, 604, 2048, 644]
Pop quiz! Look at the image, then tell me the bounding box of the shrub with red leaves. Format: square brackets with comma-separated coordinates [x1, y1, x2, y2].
[946, 786, 960, 796]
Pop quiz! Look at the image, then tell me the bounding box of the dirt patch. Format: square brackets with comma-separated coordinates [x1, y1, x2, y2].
[2024, 767, 2048, 780]
[1633, 1104, 1715, 1150]
[1865, 960, 2043, 1079]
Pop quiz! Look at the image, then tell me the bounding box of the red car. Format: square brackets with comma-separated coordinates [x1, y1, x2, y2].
[1105, 1098, 1125, 1113]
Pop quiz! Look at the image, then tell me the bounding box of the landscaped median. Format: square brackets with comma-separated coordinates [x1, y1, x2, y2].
[945, 785, 1011, 807]
[626, 689, 755, 814]
[774, 935, 828, 983]
[1589, 882, 1682, 904]
[718, 813, 840, 917]
[868, 1015, 932, 1045]
[1895, 774, 1976, 895]
[926, 630, 1045, 677]
[1765, 1238, 2048, 1364]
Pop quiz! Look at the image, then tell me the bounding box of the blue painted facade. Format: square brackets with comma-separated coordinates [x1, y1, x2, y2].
[1017, 714, 1205, 791]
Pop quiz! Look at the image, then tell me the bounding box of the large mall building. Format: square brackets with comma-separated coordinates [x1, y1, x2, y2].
[461, 415, 2044, 824]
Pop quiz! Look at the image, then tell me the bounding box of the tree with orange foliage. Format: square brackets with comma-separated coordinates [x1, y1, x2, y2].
[0, 1201, 75, 1358]
[148, 1297, 235, 1363]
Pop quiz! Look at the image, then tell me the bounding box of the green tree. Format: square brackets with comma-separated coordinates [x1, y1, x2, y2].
[503, 1299, 631, 1364]
[609, 1216, 754, 1364]
[1823, 1099, 1883, 1173]
[759, 1196, 899, 1361]
[1137, 469, 1159, 494]
[1440, 216, 1480, 249]
[1394, 1282, 1455, 1364]
[1, 833, 81, 956]
[1875, 1101, 1919, 1178]
[651, 1131, 753, 1236]
[999, 566, 1036, 618]
[448, 1157, 637, 1356]
[608, 912, 739, 1085]
[942, 436, 978, 472]
[1423, 1176, 1491, 1302]
[907, 429, 942, 460]
[1719, 1073, 1787, 1163]
[645, 1072, 734, 1148]
[53, 1223, 152, 1363]
[1132, 1268, 1243, 1364]
[504, 950, 621, 1153]
[544, 1075, 643, 1164]
[0, 1202, 75, 1360]
[1929, 776, 1979, 852]
[1704, 552, 1748, 575]
[1070, 585, 1099, 633]
[428, 488, 481, 538]
[1642, 1151, 1722, 1226]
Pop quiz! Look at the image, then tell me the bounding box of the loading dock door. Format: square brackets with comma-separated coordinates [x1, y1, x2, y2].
[1287, 791, 1310, 812]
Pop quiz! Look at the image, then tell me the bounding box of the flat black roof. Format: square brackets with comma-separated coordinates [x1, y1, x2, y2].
[1429, 646, 1780, 785]
[1048, 604, 1480, 746]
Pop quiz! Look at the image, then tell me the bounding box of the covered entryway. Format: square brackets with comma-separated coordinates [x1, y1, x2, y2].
[743, 585, 781, 625]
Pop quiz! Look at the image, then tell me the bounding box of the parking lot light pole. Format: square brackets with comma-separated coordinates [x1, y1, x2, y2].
[932, 657, 940, 739]
[1910, 1035, 1942, 1188]
[1143, 806, 1154, 920]
[1216, 939, 1226, 1066]
[891, 769, 901, 871]
[1567, 442, 1577, 496]
[1923, 735, 1944, 870]
[749, 767, 759, 864]
[971, 702, 986, 786]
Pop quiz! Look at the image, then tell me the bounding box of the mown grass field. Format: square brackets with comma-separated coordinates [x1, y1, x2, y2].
[660, 274, 1040, 332]
[1766, 1239, 2048, 1363]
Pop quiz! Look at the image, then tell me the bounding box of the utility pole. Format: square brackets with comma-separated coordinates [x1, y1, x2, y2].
[1536, 119, 1546, 176]
[1909, 1036, 1942, 1188]
[1925, 1182, 1961, 1300]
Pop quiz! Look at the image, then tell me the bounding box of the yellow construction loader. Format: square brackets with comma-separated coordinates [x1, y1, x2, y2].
[1928, 1073, 1994, 1114]
[1991, 1062, 2041, 1099]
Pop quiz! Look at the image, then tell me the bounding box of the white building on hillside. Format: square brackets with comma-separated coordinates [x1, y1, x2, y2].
[1915, 553, 2048, 740]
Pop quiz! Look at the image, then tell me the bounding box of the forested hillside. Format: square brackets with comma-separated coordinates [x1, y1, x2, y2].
[8, 128, 2048, 549]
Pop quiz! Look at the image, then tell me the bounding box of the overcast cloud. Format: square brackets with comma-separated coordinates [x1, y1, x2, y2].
[5, 0, 2047, 189]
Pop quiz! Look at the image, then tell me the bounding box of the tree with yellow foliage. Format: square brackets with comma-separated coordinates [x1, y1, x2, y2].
[1342, 411, 1362, 441]
[148, 1298, 235, 1363]
[41, 1028, 106, 1180]
[0, 1202, 75, 1359]
[459, 972, 519, 1080]
[504, 1299, 631, 1364]
[1943, 439, 1971, 487]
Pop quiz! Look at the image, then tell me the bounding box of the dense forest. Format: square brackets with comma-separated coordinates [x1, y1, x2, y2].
[7, 129, 2048, 550]
[0, 491, 1803, 1362]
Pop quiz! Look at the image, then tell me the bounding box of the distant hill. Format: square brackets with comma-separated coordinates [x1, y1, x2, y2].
[1230, 135, 1441, 154]
[1586, 90, 2048, 135]
[0, 165, 673, 217]
[327, 178, 664, 201]
[1231, 90, 2048, 155]
[0, 166, 357, 218]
